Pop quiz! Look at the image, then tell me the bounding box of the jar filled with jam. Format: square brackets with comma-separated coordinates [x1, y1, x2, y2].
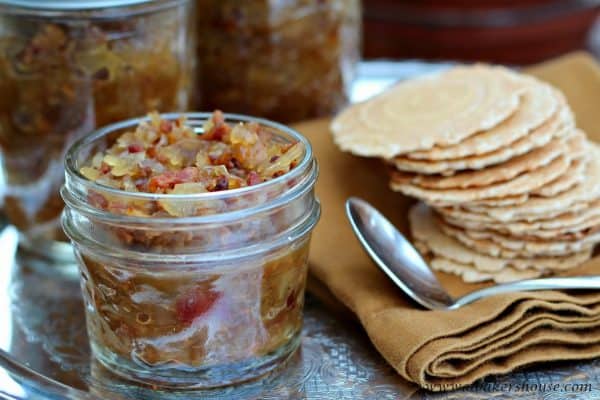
[196, 0, 361, 123]
[61, 111, 320, 388]
[0, 0, 196, 260]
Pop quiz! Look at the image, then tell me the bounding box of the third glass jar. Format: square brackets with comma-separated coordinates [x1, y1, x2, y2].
[196, 0, 361, 123]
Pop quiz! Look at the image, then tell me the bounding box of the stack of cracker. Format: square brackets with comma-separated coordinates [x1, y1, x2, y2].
[332, 65, 600, 283]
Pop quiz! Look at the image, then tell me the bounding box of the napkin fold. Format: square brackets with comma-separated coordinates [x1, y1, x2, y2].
[294, 52, 600, 390]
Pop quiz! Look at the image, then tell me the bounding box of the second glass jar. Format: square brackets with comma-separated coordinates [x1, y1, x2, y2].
[196, 0, 361, 123]
[0, 0, 196, 258]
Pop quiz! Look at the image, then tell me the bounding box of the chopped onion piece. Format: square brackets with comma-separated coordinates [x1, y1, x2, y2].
[80, 166, 100, 181]
[259, 142, 303, 176]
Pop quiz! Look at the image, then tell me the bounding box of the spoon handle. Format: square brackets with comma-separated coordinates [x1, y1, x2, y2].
[451, 276, 600, 309]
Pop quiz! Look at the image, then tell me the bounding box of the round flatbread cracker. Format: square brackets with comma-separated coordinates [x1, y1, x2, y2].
[430, 257, 546, 284]
[431, 194, 530, 208]
[515, 200, 600, 231]
[407, 81, 565, 160]
[440, 221, 596, 258]
[391, 153, 570, 204]
[332, 65, 528, 158]
[457, 223, 600, 252]
[464, 144, 600, 220]
[410, 203, 591, 274]
[440, 206, 600, 239]
[390, 106, 570, 175]
[438, 196, 596, 225]
[434, 151, 587, 209]
[401, 133, 576, 190]
[530, 157, 587, 198]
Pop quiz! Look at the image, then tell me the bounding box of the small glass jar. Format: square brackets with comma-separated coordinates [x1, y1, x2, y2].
[196, 0, 361, 123]
[61, 113, 320, 388]
[0, 0, 196, 260]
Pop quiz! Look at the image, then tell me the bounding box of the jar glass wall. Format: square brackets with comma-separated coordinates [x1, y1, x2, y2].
[0, 0, 196, 259]
[196, 0, 361, 123]
[61, 113, 320, 388]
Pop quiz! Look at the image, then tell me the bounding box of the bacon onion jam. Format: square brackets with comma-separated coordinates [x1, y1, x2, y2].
[79, 111, 303, 203]
[61, 111, 320, 388]
[196, 0, 361, 123]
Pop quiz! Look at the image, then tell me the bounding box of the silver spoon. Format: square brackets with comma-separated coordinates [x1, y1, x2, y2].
[346, 197, 600, 310]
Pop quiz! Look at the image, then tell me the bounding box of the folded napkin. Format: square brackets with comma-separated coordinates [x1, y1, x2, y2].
[294, 52, 600, 390]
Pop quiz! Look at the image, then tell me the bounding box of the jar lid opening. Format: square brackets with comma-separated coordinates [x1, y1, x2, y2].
[0, 0, 189, 14]
[0, 0, 152, 10]
[62, 112, 316, 225]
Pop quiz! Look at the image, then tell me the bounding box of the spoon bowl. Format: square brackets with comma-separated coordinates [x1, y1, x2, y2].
[346, 198, 454, 309]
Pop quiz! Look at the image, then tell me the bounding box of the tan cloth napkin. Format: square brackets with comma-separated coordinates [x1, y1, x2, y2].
[293, 52, 600, 391]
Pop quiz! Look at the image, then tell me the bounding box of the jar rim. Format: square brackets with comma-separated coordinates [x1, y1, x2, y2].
[0, 0, 187, 16]
[62, 201, 320, 264]
[62, 112, 315, 224]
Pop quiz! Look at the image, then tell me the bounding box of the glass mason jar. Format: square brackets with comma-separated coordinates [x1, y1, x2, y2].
[196, 0, 361, 123]
[0, 0, 196, 260]
[61, 113, 320, 388]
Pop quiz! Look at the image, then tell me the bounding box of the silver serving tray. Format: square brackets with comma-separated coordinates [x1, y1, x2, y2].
[1, 62, 600, 400]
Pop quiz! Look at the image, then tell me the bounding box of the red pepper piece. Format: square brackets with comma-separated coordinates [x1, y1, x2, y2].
[175, 289, 220, 324]
[100, 162, 111, 174]
[128, 144, 144, 153]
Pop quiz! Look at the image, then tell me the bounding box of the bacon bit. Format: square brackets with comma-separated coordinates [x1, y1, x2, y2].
[214, 176, 229, 191]
[175, 289, 220, 324]
[203, 110, 230, 141]
[228, 157, 241, 169]
[108, 201, 129, 214]
[92, 67, 110, 81]
[270, 155, 279, 163]
[213, 110, 225, 125]
[146, 146, 157, 158]
[127, 144, 144, 153]
[286, 289, 298, 309]
[135, 178, 147, 191]
[88, 191, 108, 209]
[272, 171, 285, 178]
[160, 120, 173, 134]
[208, 150, 233, 166]
[100, 162, 111, 174]
[148, 167, 199, 192]
[246, 171, 262, 186]
[116, 228, 134, 245]
[208, 124, 229, 141]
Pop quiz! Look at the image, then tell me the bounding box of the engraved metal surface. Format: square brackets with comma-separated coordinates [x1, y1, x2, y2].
[1, 61, 600, 399]
[2, 226, 600, 399]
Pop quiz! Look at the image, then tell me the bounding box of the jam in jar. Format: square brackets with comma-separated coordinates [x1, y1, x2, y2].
[61, 112, 320, 388]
